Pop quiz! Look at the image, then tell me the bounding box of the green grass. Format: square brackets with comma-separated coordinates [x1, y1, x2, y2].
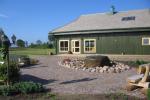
[9, 48, 55, 56]
[0, 93, 145, 100]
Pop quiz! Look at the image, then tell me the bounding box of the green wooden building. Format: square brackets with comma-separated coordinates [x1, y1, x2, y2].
[50, 9, 150, 55]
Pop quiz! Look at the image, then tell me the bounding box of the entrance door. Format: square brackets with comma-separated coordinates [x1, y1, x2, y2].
[71, 40, 80, 54]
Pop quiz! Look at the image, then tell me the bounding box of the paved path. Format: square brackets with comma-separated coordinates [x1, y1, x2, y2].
[21, 55, 137, 94]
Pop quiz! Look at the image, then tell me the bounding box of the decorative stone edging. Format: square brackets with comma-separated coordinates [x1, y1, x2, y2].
[58, 58, 130, 73]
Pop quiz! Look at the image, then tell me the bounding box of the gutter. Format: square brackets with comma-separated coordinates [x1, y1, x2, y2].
[51, 27, 150, 36]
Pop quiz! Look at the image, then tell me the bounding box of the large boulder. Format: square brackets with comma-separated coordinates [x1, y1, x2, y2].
[84, 55, 111, 68]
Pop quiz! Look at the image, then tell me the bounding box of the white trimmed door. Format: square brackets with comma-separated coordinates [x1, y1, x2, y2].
[71, 40, 80, 54]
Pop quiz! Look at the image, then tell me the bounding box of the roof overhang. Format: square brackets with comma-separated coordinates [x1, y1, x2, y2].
[51, 27, 150, 36]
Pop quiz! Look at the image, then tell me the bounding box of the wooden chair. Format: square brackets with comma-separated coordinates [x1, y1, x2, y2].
[126, 64, 150, 91]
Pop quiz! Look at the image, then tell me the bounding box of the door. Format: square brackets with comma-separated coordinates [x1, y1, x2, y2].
[71, 40, 80, 54]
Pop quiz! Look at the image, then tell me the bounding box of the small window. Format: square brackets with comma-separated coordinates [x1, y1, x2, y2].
[122, 16, 135, 21]
[84, 39, 96, 53]
[142, 38, 150, 45]
[59, 40, 69, 52]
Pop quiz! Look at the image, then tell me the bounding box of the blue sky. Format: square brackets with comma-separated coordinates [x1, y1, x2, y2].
[0, 0, 150, 44]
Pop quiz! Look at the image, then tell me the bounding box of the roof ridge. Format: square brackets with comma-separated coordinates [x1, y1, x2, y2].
[80, 9, 150, 17]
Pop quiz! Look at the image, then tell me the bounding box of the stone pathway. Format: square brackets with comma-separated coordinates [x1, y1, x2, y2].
[20, 55, 144, 97]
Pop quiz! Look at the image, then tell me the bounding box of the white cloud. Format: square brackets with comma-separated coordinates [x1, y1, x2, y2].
[0, 13, 8, 18]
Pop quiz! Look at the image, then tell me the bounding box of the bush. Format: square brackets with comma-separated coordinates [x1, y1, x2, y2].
[135, 60, 149, 65]
[0, 62, 20, 84]
[0, 85, 17, 96]
[147, 89, 150, 99]
[13, 82, 44, 94]
[0, 82, 44, 96]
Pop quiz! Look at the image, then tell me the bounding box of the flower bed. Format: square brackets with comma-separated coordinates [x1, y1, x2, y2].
[58, 58, 131, 73]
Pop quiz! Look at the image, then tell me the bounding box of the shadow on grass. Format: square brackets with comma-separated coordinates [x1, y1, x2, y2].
[21, 64, 48, 69]
[60, 78, 97, 84]
[21, 74, 57, 85]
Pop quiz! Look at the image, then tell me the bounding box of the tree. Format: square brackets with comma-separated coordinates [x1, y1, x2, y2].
[36, 40, 42, 45]
[0, 29, 11, 85]
[11, 34, 16, 44]
[25, 41, 28, 47]
[0, 28, 5, 47]
[48, 33, 54, 43]
[48, 33, 55, 48]
[17, 39, 25, 47]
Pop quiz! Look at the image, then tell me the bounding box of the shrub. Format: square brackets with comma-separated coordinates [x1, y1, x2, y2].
[147, 89, 150, 99]
[135, 60, 149, 65]
[0, 82, 44, 96]
[13, 82, 44, 94]
[0, 85, 17, 96]
[0, 62, 20, 84]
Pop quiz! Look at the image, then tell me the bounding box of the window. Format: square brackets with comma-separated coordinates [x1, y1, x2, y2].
[59, 40, 69, 52]
[142, 38, 150, 45]
[121, 16, 135, 21]
[84, 39, 96, 53]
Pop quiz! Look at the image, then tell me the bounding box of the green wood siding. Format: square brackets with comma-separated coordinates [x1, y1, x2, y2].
[96, 32, 150, 54]
[55, 32, 150, 54]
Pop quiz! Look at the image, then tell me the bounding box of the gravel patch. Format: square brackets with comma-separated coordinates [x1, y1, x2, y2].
[20, 55, 146, 98]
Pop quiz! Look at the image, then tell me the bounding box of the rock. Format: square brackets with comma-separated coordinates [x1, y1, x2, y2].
[86, 68, 91, 72]
[99, 67, 103, 70]
[81, 64, 85, 67]
[108, 68, 115, 73]
[102, 66, 109, 71]
[65, 64, 71, 68]
[91, 69, 96, 72]
[84, 55, 111, 68]
[75, 68, 79, 70]
[115, 68, 121, 73]
[82, 67, 86, 71]
[125, 66, 130, 70]
[63, 58, 71, 63]
[99, 69, 104, 73]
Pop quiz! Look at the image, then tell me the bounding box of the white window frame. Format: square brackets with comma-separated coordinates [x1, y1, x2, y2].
[59, 40, 69, 52]
[84, 39, 96, 53]
[142, 37, 150, 46]
[71, 39, 81, 54]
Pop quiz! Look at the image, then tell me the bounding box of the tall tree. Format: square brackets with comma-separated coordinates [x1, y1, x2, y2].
[11, 34, 16, 44]
[25, 41, 28, 47]
[48, 33, 54, 43]
[48, 33, 55, 48]
[17, 39, 25, 47]
[0, 28, 6, 47]
[36, 40, 42, 45]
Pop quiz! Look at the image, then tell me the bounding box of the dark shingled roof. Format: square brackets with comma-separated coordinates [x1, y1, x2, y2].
[52, 9, 150, 34]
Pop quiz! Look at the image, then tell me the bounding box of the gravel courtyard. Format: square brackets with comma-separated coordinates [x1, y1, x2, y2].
[21, 55, 142, 95]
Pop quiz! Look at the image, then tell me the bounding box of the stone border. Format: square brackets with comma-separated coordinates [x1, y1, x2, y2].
[58, 58, 130, 73]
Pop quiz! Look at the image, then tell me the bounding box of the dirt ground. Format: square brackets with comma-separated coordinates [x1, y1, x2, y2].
[20, 55, 149, 99]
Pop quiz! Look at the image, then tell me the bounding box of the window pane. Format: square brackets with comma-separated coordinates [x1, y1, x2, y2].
[85, 47, 89, 51]
[90, 41, 95, 47]
[75, 41, 79, 47]
[85, 41, 89, 47]
[60, 40, 69, 52]
[65, 47, 68, 51]
[75, 48, 79, 52]
[84, 39, 96, 53]
[60, 48, 64, 51]
[143, 39, 149, 45]
[60, 42, 64, 47]
[65, 41, 68, 47]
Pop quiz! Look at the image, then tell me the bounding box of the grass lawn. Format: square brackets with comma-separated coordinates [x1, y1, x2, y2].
[10, 48, 55, 56]
[0, 93, 146, 100]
